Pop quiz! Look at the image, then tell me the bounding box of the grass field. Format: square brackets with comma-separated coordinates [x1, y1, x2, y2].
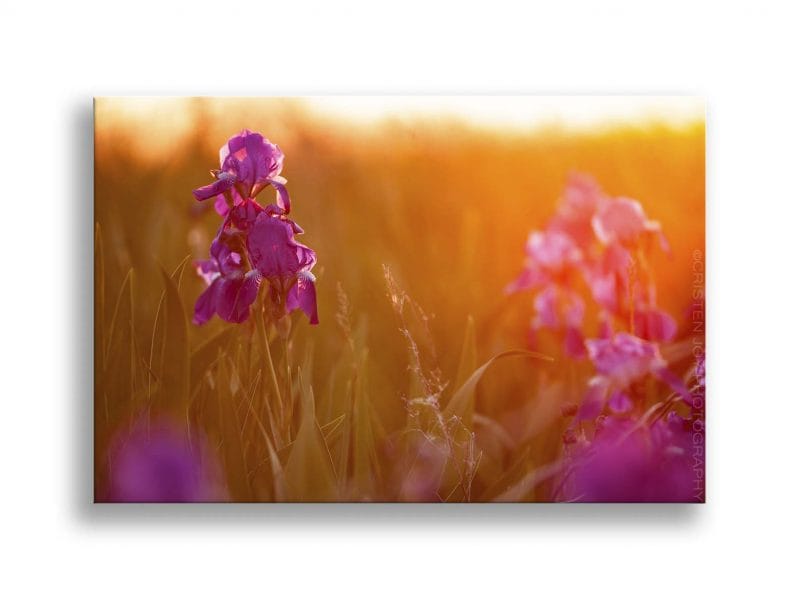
[94, 98, 705, 502]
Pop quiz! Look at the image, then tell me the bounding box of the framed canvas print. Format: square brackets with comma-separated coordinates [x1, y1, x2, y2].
[94, 96, 705, 503]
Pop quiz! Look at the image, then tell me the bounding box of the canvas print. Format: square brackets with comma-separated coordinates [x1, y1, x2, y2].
[94, 97, 705, 502]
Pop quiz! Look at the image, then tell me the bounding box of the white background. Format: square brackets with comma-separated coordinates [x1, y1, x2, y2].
[1, 1, 798, 598]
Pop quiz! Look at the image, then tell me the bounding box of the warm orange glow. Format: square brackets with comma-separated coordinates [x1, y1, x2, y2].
[95, 97, 704, 502]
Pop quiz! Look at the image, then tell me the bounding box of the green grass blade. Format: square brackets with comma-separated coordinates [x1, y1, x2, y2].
[454, 315, 477, 390]
[159, 266, 189, 411]
[190, 327, 235, 391]
[443, 349, 553, 425]
[284, 368, 338, 501]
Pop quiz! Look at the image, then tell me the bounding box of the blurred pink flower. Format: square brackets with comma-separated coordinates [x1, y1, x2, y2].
[532, 284, 587, 358]
[633, 305, 678, 342]
[526, 229, 582, 273]
[592, 197, 668, 250]
[578, 333, 689, 419]
[534, 285, 583, 329]
[506, 229, 582, 293]
[587, 333, 666, 388]
[582, 242, 631, 313]
[550, 173, 605, 248]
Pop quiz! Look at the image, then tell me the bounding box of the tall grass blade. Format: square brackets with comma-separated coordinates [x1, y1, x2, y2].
[454, 315, 477, 390]
[159, 266, 189, 411]
[284, 368, 338, 501]
[190, 327, 236, 391]
[443, 349, 553, 426]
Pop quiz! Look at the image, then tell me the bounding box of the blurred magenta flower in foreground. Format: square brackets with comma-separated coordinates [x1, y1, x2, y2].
[568, 415, 697, 502]
[105, 419, 225, 502]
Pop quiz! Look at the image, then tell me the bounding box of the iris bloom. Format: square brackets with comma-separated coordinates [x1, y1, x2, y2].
[506, 229, 582, 293]
[507, 228, 586, 357]
[582, 204, 673, 337]
[550, 173, 605, 248]
[507, 228, 586, 355]
[592, 197, 668, 250]
[247, 212, 318, 324]
[578, 333, 689, 418]
[192, 130, 319, 327]
[532, 284, 587, 357]
[193, 130, 291, 213]
[588, 333, 666, 387]
[193, 237, 260, 325]
[632, 305, 677, 342]
[211, 187, 247, 218]
[582, 242, 632, 314]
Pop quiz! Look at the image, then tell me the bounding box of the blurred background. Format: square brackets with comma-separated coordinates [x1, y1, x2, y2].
[94, 97, 704, 500]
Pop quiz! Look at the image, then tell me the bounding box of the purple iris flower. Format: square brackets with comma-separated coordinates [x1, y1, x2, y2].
[587, 333, 667, 387]
[246, 212, 319, 324]
[578, 333, 690, 419]
[286, 271, 319, 325]
[214, 188, 303, 232]
[193, 237, 261, 325]
[105, 419, 225, 502]
[193, 129, 291, 213]
[192, 130, 319, 327]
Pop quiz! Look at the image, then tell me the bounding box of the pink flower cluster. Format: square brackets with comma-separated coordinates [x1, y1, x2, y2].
[508, 174, 704, 501]
[508, 174, 674, 355]
[192, 130, 318, 326]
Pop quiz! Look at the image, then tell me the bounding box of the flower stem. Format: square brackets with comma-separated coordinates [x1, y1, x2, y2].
[255, 297, 284, 428]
